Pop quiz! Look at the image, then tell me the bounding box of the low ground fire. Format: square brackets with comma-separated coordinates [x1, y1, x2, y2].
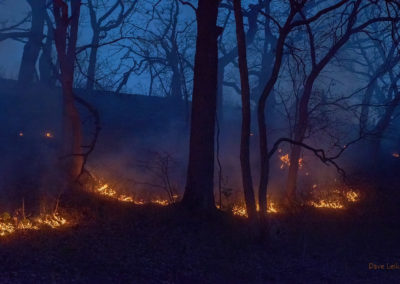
[0, 211, 68, 237]
[92, 178, 173, 206]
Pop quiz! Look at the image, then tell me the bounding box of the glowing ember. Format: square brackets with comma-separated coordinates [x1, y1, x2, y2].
[44, 131, 54, 138]
[18, 132, 24, 137]
[392, 152, 399, 158]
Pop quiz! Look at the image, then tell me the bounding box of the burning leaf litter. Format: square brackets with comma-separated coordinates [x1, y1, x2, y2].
[231, 187, 360, 217]
[0, 212, 68, 237]
[308, 186, 360, 209]
[231, 199, 279, 218]
[93, 181, 173, 206]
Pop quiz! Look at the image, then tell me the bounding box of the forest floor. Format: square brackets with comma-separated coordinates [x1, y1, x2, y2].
[0, 177, 399, 284]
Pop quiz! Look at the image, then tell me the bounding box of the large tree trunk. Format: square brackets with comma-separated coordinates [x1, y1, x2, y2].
[53, 0, 83, 183]
[61, 73, 84, 180]
[18, 0, 46, 85]
[233, 0, 257, 220]
[182, 0, 219, 211]
[285, 78, 313, 201]
[285, 143, 302, 200]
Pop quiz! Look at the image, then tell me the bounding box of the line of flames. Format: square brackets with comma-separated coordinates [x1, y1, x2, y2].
[0, 213, 68, 237]
[93, 177, 360, 217]
[94, 183, 173, 206]
[231, 189, 360, 217]
[95, 181, 280, 217]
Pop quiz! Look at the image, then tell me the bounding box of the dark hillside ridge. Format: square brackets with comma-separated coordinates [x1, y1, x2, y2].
[0, 79, 189, 209]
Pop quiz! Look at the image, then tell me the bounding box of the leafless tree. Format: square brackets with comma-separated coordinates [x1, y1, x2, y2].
[52, 0, 84, 183]
[233, 0, 257, 220]
[284, 0, 399, 202]
[86, 0, 138, 91]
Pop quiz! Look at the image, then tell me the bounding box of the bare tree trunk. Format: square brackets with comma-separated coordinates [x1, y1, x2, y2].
[285, 73, 315, 201]
[284, 1, 364, 200]
[170, 53, 183, 100]
[39, 14, 56, 86]
[18, 0, 46, 85]
[254, 0, 274, 101]
[61, 74, 84, 179]
[85, 0, 137, 91]
[233, 0, 257, 220]
[370, 73, 400, 164]
[86, 31, 99, 91]
[53, 0, 83, 183]
[257, 11, 296, 220]
[285, 143, 302, 200]
[217, 65, 225, 121]
[182, 0, 220, 212]
[359, 81, 377, 134]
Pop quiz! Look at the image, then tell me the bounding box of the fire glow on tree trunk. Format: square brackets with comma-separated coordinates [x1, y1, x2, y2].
[53, 0, 83, 182]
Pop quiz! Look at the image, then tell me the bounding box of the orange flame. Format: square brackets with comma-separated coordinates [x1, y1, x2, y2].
[279, 153, 303, 169]
[231, 199, 279, 217]
[308, 186, 360, 209]
[94, 181, 172, 206]
[0, 212, 68, 237]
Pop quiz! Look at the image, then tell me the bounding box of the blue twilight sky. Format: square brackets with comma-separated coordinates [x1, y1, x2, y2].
[0, 0, 30, 78]
[0, 0, 198, 96]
